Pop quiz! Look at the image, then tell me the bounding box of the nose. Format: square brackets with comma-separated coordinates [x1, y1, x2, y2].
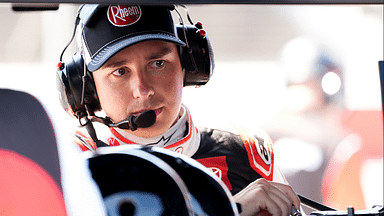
[131, 70, 155, 99]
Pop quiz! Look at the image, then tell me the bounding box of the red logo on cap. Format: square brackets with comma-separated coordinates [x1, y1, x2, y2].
[107, 5, 141, 27]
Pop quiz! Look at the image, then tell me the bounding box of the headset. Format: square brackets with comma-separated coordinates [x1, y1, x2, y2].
[56, 5, 214, 123]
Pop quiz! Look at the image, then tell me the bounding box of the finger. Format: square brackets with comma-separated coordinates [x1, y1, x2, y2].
[255, 179, 291, 216]
[235, 179, 282, 216]
[257, 179, 299, 215]
[256, 188, 282, 216]
[263, 187, 291, 216]
[266, 183, 292, 206]
[270, 181, 301, 209]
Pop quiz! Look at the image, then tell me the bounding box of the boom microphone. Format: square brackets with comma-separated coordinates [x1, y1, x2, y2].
[93, 110, 157, 131]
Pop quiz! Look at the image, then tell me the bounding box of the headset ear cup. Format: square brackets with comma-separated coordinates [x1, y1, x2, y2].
[56, 53, 101, 119]
[84, 70, 101, 115]
[177, 24, 214, 87]
[56, 64, 75, 117]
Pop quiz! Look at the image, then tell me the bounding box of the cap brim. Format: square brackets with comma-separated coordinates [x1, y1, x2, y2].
[87, 33, 186, 72]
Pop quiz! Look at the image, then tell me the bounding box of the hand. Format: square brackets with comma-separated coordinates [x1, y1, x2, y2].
[233, 178, 301, 216]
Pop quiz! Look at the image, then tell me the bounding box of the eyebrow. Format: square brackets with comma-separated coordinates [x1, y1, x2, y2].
[101, 45, 173, 69]
[102, 59, 127, 69]
[148, 46, 173, 60]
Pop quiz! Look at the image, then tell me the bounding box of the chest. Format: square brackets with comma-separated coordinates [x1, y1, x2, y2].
[192, 129, 264, 195]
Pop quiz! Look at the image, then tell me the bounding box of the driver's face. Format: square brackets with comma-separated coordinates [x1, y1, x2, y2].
[93, 40, 184, 138]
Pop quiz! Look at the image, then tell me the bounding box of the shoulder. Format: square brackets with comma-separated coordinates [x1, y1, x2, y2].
[236, 127, 274, 162]
[198, 126, 275, 181]
[235, 127, 275, 180]
[193, 127, 245, 164]
[199, 127, 243, 145]
[197, 127, 252, 157]
[72, 123, 114, 151]
[73, 130, 97, 151]
[198, 127, 273, 152]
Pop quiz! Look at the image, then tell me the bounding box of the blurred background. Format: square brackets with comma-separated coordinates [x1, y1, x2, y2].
[0, 3, 382, 214]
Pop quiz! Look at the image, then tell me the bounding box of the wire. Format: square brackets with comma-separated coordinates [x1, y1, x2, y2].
[298, 194, 336, 211]
[59, 13, 80, 62]
[174, 5, 190, 48]
[178, 4, 193, 24]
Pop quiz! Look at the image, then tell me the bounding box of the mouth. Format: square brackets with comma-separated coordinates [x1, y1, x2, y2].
[132, 107, 162, 117]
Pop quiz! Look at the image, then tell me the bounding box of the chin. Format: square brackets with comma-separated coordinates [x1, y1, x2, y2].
[132, 123, 168, 138]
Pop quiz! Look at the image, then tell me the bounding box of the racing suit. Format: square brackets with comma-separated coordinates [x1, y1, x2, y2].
[74, 104, 283, 195]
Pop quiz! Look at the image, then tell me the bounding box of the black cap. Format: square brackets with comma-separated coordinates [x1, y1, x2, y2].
[78, 5, 186, 72]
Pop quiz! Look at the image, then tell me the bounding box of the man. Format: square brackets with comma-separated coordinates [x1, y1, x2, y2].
[58, 4, 300, 215]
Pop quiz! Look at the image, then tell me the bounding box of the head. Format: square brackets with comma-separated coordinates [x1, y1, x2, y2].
[57, 4, 214, 138]
[280, 37, 344, 113]
[93, 40, 184, 137]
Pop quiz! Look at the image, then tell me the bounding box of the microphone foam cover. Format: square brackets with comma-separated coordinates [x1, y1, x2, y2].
[134, 110, 157, 128]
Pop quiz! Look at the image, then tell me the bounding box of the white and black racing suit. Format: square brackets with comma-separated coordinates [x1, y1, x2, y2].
[74, 104, 287, 195]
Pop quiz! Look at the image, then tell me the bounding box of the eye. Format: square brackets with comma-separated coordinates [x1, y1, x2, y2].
[112, 68, 128, 76]
[153, 60, 165, 68]
[147, 60, 166, 73]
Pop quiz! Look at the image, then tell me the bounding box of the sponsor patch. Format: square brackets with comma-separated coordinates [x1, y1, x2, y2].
[196, 156, 232, 190]
[175, 146, 184, 154]
[107, 5, 141, 27]
[108, 137, 120, 147]
[238, 128, 274, 181]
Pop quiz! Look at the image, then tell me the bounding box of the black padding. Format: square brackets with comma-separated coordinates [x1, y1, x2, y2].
[0, 89, 62, 188]
[143, 147, 237, 216]
[88, 153, 190, 216]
